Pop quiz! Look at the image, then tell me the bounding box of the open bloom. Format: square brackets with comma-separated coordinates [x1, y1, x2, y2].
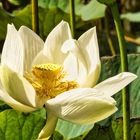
[0, 21, 137, 140]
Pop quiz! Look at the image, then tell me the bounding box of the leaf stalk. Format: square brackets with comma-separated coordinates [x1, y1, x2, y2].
[110, 2, 130, 140]
[31, 0, 39, 34]
[69, 0, 75, 38]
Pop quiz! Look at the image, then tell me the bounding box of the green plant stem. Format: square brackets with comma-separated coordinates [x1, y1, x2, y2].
[105, 8, 116, 56]
[69, 0, 75, 38]
[31, 0, 39, 34]
[110, 2, 129, 140]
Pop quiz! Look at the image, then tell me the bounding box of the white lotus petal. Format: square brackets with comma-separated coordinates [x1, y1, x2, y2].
[61, 39, 87, 68]
[46, 88, 117, 124]
[94, 72, 137, 96]
[61, 39, 88, 85]
[32, 50, 52, 66]
[78, 27, 101, 87]
[61, 29, 101, 87]
[38, 112, 58, 140]
[19, 26, 44, 72]
[62, 39, 90, 87]
[0, 65, 38, 108]
[43, 21, 72, 64]
[1, 24, 24, 75]
[0, 90, 36, 112]
[63, 53, 79, 81]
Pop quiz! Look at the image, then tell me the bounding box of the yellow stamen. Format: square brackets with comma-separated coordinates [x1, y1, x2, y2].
[25, 63, 78, 99]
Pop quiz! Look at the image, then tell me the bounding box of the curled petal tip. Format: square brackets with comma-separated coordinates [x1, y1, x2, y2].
[123, 72, 137, 79]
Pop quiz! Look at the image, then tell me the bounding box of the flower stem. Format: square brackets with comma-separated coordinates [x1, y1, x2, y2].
[31, 0, 39, 34]
[111, 3, 128, 71]
[110, 2, 129, 140]
[69, 0, 75, 38]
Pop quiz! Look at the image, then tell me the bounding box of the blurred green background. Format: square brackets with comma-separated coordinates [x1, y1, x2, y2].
[1, 0, 140, 56]
[0, 0, 140, 140]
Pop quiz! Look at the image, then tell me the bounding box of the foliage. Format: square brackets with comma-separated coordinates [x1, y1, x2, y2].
[0, 0, 140, 139]
[121, 12, 140, 22]
[0, 109, 45, 140]
[0, 55, 140, 139]
[0, 0, 106, 42]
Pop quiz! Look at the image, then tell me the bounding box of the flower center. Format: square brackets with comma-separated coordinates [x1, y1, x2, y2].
[25, 63, 78, 99]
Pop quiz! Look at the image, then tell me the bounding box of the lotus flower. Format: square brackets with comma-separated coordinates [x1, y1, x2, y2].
[0, 21, 137, 140]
